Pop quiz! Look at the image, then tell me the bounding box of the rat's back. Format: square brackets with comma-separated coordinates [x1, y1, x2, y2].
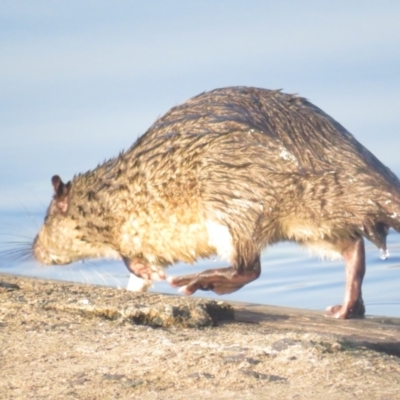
[127, 87, 400, 251]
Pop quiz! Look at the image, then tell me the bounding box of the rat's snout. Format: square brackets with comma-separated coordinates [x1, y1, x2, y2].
[32, 234, 60, 265]
[32, 234, 51, 265]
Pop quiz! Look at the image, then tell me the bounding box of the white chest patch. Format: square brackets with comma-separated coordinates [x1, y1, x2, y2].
[205, 220, 235, 263]
[304, 242, 343, 261]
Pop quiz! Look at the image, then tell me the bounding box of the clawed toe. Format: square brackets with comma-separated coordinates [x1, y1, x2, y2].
[177, 285, 193, 295]
[151, 270, 166, 281]
[166, 265, 260, 296]
[325, 305, 343, 319]
[325, 300, 365, 319]
[167, 276, 182, 287]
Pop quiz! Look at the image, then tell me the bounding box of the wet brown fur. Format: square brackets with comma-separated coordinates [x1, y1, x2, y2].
[33, 87, 400, 317]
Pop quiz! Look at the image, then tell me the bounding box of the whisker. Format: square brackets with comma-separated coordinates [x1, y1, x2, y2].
[0, 254, 32, 263]
[0, 245, 32, 255]
[101, 269, 125, 289]
[83, 259, 124, 288]
[4, 228, 35, 237]
[79, 269, 93, 286]
[0, 232, 35, 262]
[0, 251, 33, 264]
[0, 242, 31, 249]
[77, 268, 86, 284]
[0, 238, 34, 246]
[32, 192, 47, 211]
[18, 203, 40, 230]
[89, 269, 100, 286]
[81, 262, 100, 286]
[91, 268, 108, 286]
[0, 240, 33, 247]
[0, 239, 32, 256]
[0, 248, 32, 256]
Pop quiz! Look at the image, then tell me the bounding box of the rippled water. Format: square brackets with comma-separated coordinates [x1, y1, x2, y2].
[1, 210, 399, 318]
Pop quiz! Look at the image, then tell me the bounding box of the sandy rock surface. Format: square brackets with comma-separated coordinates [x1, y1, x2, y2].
[1, 274, 400, 399]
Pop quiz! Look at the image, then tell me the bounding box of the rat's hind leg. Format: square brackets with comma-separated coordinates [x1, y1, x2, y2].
[168, 219, 261, 295]
[167, 255, 261, 295]
[325, 235, 366, 319]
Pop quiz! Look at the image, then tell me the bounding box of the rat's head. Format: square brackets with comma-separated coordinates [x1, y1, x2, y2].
[33, 175, 84, 265]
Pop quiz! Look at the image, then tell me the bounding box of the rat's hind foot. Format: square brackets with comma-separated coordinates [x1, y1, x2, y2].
[168, 264, 260, 295]
[325, 298, 365, 319]
[324, 236, 366, 319]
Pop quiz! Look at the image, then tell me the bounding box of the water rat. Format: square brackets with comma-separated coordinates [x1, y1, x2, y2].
[33, 86, 400, 319]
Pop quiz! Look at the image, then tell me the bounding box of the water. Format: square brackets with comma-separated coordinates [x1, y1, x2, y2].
[1, 210, 399, 318]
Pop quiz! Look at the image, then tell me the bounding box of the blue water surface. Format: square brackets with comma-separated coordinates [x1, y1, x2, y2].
[1, 210, 399, 318]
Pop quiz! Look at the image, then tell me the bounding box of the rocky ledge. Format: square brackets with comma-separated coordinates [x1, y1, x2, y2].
[1, 274, 400, 399]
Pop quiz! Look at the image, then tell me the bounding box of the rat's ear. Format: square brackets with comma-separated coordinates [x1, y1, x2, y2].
[51, 175, 71, 213]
